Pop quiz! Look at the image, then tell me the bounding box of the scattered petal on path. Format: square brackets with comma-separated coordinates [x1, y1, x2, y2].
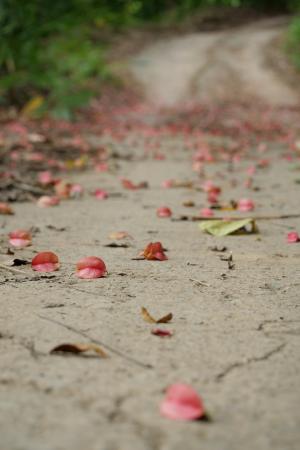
[200, 208, 214, 218]
[160, 383, 205, 421]
[31, 252, 59, 272]
[151, 328, 173, 337]
[157, 207, 172, 218]
[94, 189, 108, 200]
[76, 256, 107, 279]
[0, 202, 14, 215]
[142, 242, 168, 261]
[237, 198, 255, 212]
[37, 196, 60, 207]
[9, 230, 32, 248]
[287, 231, 300, 243]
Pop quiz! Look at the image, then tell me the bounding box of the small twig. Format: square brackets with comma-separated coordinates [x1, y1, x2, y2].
[37, 315, 153, 370]
[172, 213, 300, 222]
[189, 278, 210, 287]
[0, 263, 28, 275]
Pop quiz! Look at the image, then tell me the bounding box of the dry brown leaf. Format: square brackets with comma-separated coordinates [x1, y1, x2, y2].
[182, 201, 195, 207]
[141, 307, 173, 324]
[157, 313, 173, 323]
[50, 343, 107, 357]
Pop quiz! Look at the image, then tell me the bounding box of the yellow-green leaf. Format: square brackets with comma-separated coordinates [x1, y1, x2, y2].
[21, 96, 44, 117]
[199, 218, 257, 237]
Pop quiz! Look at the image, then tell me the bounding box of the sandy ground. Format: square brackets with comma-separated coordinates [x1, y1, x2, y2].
[1, 16, 300, 450]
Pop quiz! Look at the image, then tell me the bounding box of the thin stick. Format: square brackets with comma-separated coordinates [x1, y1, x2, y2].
[172, 213, 300, 222]
[37, 314, 153, 370]
[0, 263, 28, 275]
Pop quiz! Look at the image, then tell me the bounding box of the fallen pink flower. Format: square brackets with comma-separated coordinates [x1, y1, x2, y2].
[237, 198, 255, 212]
[142, 242, 167, 261]
[95, 163, 108, 172]
[0, 202, 14, 215]
[31, 252, 59, 272]
[161, 179, 174, 188]
[192, 161, 203, 173]
[287, 232, 300, 243]
[76, 256, 107, 279]
[160, 383, 205, 421]
[154, 153, 165, 160]
[246, 165, 256, 176]
[258, 158, 270, 168]
[37, 196, 60, 207]
[38, 171, 54, 185]
[157, 207, 172, 218]
[202, 180, 215, 193]
[9, 230, 32, 248]
[200, 208, 214, 218]
[54, 181, 71, 199]
[151, 329, 173, 337]
[121, 179, 148, 190]
[207, 191, 219, 204]
[70, 183, 84, 198]
[94, 189, 108, 200]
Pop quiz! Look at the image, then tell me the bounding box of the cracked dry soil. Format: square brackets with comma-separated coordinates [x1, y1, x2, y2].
[1, 143, 300, 450]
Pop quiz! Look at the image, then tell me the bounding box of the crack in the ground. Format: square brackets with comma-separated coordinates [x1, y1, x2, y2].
[215, 342, 286, 382]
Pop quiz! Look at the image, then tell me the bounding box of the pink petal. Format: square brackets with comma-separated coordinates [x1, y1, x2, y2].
[157, 207, 172, 218]
[151, 329, 173, 337]
[38, 171, 54, 185]
[76, 256, 107, 279]
[37, 196, 60, 207]
[160, 384, 205, 421]
[8, 230, 32, 248]
[54, 181, 71, 199]
[200, 208, 214, 218]
[0, 202, 14, 215]
[237, 198, 255, 212]
[95, 163, 108, 172]
[207, 192, 219, 204]
[161, 179, 174, 188]
[287, 232, 300, 243]
[70, 183, 84, 197]
[31, 252, 59, 272]
[94, 189, 108, 200]
[154, 252, 168, 261]
[246, 165, 256, 176]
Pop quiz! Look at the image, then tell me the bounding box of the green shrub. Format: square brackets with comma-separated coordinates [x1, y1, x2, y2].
[287, 15, 300, 70]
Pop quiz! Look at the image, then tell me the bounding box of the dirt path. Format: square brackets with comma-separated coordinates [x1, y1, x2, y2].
[1, 17, 300, 450]
[130, 17, 299, 106]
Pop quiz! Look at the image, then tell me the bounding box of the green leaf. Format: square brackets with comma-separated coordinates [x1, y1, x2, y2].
[199, 218, 257, 237]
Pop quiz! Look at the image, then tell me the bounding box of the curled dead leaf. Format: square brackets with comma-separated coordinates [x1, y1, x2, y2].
[50, 343, 107, 357]
[182, 201, 195, 207]
[141, 307, 173, 324]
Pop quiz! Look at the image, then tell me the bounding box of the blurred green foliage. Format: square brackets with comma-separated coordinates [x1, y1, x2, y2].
[287, 15, 300, 69]
[0, 0, 299, 116]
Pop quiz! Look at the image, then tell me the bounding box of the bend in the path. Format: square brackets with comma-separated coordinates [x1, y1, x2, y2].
[130, 16, 299, 108]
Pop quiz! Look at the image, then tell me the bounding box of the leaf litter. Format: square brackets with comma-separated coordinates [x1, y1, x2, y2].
[141, 307, 173, 324]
